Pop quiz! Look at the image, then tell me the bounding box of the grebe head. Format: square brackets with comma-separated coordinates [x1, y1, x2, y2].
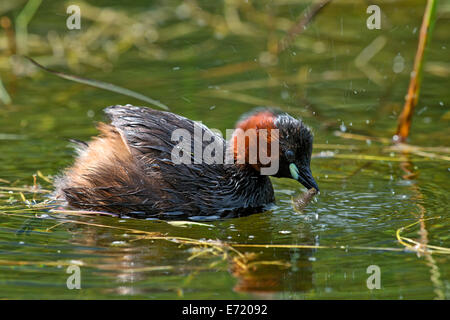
[234, 108, 319, 191]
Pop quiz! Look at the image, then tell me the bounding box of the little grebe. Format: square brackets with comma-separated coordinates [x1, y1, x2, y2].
[54, 105, 319, 219]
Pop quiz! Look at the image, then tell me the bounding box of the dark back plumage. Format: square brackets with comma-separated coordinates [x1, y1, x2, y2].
[55, 105, 274, 218]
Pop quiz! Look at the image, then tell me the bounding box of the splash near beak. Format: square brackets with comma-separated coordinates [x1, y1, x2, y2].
[289, 163, 319, 191]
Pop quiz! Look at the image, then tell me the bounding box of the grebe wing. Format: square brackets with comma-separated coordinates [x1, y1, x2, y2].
[104, 104, 226, 163]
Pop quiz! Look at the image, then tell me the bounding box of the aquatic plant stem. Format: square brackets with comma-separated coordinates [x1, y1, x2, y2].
[395, 0, 438, 143]
[0, 75, 12, 105]
[277, 0, 332, 54]
[15, 0, 42, 55]
[398, 155, 446, 299]
[24, 56, 170, 110]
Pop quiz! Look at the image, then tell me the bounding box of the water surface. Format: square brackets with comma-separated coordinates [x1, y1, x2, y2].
[0, 0, 449, 299]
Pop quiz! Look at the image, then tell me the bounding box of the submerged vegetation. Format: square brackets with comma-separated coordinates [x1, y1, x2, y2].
[0, 0, 449, 299]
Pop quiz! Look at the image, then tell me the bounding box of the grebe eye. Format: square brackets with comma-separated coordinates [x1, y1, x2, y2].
[285, 150, 294, 160]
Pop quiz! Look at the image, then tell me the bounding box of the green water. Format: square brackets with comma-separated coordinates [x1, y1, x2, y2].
[0, 0, 449, 299]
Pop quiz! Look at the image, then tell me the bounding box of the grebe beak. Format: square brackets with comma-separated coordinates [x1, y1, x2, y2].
[289, 163, 319, 192]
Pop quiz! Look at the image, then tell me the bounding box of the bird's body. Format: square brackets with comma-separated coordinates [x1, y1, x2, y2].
[54, 105, 318, 219]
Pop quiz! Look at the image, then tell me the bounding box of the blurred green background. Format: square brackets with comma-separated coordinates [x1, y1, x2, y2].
[0, 0, 448, 299]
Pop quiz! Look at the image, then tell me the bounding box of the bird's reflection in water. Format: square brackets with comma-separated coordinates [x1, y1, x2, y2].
[66, 221, 182, 296]
[64, 191, 317, 298]
[229, 189, 318, 297]
[230, 223, 315, 297]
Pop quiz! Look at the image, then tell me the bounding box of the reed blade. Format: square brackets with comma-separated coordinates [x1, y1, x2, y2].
[395, 0, 438, 142]
[24, 56, 169, 111]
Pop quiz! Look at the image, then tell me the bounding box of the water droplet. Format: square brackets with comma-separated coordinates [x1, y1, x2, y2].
[111, 241, 127, 246]
[417, 106, 427, 115]
[393, 54, 405, 73]
[258, 51, 278, 67]
[175, 3, 191, 19]
[281, 91, 289, 100]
